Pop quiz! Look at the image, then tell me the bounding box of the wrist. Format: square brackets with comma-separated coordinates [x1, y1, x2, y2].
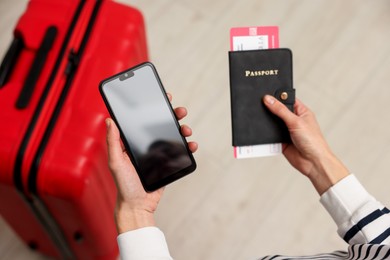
[309, 151, 349, 195]
[115, 204, 156, 234]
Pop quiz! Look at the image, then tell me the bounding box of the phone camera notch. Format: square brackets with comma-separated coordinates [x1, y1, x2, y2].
[119, 71, 134, 81]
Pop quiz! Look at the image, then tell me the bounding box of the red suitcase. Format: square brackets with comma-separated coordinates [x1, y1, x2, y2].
[0, 0, 148, 259]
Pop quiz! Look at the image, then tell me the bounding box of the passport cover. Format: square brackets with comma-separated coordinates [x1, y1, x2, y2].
[229, 48, 295, 146]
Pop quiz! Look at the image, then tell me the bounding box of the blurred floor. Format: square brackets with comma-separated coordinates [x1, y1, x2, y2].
[1, 0, 390, 259]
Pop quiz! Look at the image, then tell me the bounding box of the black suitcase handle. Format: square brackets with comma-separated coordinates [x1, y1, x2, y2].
[15, 26, 58, 109]
[0, 36, 24, 88]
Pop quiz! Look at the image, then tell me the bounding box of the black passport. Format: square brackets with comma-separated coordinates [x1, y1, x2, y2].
[229, 48, 295, 147]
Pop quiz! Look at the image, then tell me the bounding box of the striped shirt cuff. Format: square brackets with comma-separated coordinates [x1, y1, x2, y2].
[319, 174, 390, 244]
[320, 174, 374, 228]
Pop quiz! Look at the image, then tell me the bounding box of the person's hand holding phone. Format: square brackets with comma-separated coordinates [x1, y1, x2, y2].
[100, 63, 197, 191]
[106, 96, 197, 234]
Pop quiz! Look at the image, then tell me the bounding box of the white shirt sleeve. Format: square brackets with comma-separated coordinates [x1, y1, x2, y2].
[320, 174, 390, 245]
[117, 226, 173, 260]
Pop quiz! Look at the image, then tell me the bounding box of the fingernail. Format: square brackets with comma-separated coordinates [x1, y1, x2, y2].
[105, 118, 111, 128]
[264, 95, 275, 105]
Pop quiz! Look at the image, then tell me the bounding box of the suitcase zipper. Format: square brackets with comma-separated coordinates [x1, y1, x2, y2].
[29, 1, 104, 259]
[13, 0, 87, 195]
[12, 0, 92, 259]
[28, 1, 103, 194]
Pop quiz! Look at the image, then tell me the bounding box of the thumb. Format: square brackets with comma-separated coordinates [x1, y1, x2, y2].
[106, 118, 124, 163]
[263, 95, 296, 127]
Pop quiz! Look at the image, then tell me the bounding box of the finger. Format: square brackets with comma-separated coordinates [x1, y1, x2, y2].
[188, 141, 198, 153]
[106, 118, 124, 162]
[175, 107, 187, 120]
[180, 124, 192, 137]
[166, 93, 172, 102]
[120, 140, 126, 152]
[263, 95, 297, 127]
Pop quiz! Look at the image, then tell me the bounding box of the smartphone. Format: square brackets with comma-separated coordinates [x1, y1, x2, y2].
[99, 62, 196, 191]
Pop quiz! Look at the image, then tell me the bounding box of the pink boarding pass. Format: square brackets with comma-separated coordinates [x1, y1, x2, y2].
[230, 26, 282, 159]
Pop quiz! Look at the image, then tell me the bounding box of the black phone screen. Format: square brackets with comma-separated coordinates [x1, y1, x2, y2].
[100, 62, 196, 191]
